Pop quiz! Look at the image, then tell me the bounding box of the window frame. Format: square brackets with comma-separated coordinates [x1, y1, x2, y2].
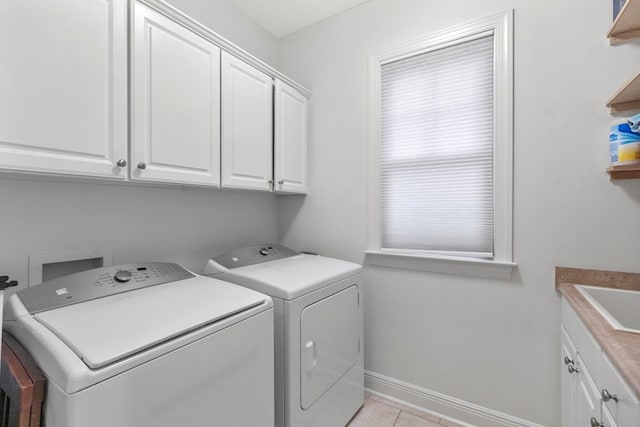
[366, 10, 515, 280]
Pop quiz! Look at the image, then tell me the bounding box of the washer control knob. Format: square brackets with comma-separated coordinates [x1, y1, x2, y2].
[259, 248, 269, 256]
[114, 270, 132, 283]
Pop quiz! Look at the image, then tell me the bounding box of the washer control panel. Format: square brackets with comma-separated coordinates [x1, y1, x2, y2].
[213, 244, 300, 269]
[18, 262, 194, 314]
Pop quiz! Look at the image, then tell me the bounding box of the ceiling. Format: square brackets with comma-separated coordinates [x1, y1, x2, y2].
[230, 0, 370, 38]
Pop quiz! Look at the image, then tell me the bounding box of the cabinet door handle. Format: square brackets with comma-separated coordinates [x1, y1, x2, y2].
[137, 162, 147, 170]
[568, 365, 579, 374]
[564, 356, 574, 365]
[590, 417, 603, 427]
[116, 159, 127, 167]
[601, 389, 618, 402]
[278, 180, 284, 185]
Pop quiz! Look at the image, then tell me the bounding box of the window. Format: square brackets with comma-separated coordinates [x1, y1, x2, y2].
[366, 11, 514, 279]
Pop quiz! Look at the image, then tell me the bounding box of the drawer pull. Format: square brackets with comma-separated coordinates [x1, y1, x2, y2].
[601, 389, 618, 402]
[564, 356, 575, 365]
[568, 365, 579, 374]
[590, 417, 603, 427]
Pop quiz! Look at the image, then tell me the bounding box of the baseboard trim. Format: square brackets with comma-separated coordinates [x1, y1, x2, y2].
[365, 370, 544, 427]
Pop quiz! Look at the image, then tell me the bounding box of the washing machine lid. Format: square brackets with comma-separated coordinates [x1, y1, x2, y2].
[33, 275, 267, 369]
[220, 254, 361, 300]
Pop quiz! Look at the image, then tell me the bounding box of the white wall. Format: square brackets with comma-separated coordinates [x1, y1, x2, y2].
[165, 0, 278, 65]
[0, 0, 281, 292]
[277, 0, 640, 425]
[1, 178, 278, 276]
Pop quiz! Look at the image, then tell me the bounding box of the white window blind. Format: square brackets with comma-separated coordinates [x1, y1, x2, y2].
[380, 34, 494, 257]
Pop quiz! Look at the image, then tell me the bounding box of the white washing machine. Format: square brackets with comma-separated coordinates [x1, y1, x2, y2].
[204, 245, 364, 427]
[3, 262, 275, 427]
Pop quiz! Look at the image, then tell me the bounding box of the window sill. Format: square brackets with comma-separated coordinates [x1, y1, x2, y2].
[364, 250, 516, 280]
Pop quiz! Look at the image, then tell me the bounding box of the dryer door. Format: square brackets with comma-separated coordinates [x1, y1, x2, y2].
[300, 285, 359, 409]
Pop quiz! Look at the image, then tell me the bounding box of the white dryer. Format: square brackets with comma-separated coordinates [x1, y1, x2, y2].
[3, 262, 275, 427]
[204, 245, 364, 427]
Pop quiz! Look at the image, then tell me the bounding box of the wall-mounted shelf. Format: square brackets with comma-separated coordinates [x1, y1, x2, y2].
[607, 163, 640, 180]
[606, 0, 640, 179]
[607, 71, 640, 113]
[608, 0, 640, 45]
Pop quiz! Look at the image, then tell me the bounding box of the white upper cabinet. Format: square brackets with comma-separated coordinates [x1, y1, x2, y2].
[0, 0, 128, 179]
[221, 52, 273, 191]
[274, 80, 308, 194]
[0, 0, 309, 190]
[131, 2, 221, 187]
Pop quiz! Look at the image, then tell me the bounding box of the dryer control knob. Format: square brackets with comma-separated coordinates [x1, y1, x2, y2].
[259, 248, 269, 256]
[114, 270, 132, 283]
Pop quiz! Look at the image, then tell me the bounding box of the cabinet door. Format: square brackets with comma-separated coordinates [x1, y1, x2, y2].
[561, 326, 578, 427]
[131, 2, 220, 186]
[221, 52, 273, 191]
[601, 352, 640, 427]
[0, 0, 127, 179]
[576, 354, 601, 427]
[274, 80, 308, 194]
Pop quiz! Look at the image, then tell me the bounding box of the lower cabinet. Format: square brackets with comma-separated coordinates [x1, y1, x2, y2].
[561, 298, 640, 427]
[131, 1, 221, 187]
[601, 352, 640, 427]
[575, 354, 602, 427]
[561, 326, 578, 427]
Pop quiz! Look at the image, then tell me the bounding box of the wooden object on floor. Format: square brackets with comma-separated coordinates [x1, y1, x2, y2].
[608, 0, 640, 45]
[0, 333, 45, 427]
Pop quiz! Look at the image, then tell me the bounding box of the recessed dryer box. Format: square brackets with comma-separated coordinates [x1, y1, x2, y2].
[28, 248, 112, 287]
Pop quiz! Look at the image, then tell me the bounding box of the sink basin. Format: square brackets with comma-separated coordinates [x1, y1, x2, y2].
[576, 285, 640, 334]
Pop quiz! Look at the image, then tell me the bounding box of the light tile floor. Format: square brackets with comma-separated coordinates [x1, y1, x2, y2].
[347, 393, 466, 427]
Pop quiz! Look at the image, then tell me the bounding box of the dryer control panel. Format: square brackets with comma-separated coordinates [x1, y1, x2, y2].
[18, 262, 194, 314]
[212, 244, 299, 269]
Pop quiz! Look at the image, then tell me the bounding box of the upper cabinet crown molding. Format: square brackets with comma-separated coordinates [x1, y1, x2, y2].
[136, 0, 311, 99]
[0, 0, 128, 179]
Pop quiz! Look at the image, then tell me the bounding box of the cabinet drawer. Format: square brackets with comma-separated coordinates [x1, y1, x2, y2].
[562, 298, 602, 386]
[601, 352, 640, 426]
